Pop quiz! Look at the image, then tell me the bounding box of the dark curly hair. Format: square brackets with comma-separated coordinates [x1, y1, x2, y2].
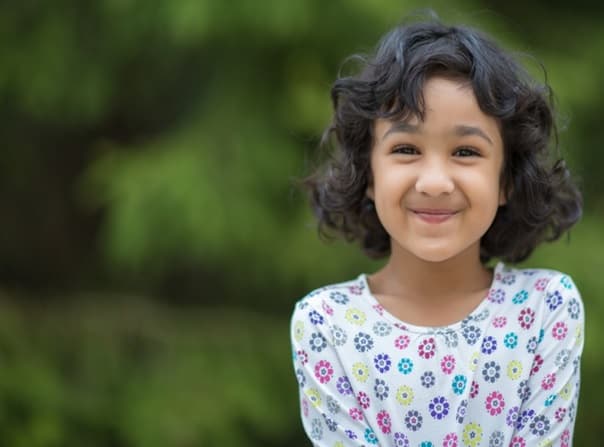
[304, 16, 582, 263]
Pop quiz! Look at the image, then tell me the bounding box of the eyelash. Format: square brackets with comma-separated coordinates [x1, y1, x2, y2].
[391, 145, 481, 157]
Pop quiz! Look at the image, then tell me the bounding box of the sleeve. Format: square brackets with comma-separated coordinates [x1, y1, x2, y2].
[290, 298, 377, 447]
[510, 273, 584, 446]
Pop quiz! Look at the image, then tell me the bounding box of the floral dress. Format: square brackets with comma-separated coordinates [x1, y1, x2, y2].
[290, 263, 583, 447]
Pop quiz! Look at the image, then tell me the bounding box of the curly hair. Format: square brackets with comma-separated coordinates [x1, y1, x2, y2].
[304, 17, 582, 263]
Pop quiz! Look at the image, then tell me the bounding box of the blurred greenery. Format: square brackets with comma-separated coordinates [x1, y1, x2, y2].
[0, 0, 602, 445]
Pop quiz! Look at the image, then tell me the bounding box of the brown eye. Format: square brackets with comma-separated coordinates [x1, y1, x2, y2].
[392, 145, 419, 155]
[454, 147, 480, 157]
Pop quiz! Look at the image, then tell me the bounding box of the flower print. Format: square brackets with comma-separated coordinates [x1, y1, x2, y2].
[507, 360, 523, 380]
[302, 397, 309, 417]
[364, 427, 379, 445]
[395, 334, 410, 350]
[456, 399, 468, 423]
[544, 394, 556, 407]
[538, 328, 545, 343]
[336, 375, 353, 395]
[297, 349, 309, 364]
[352, 362, 369, 383]
[374, 378, 390, 400]
[327, 395, 340, 414]
[481, 336, 497, 354]
[441, 355, 456, 374]
[345, 429, 358, 440]
[452, 374, 467, 395]
[294, 320, 304, 342]
[418, 337, 437, 359]
[357, 391, 371, 409]
[396, 385, 414, 406]
[567, 298, 581, 319]
[488, 288, 506, 303]
[374, 353, 392, 373]
[462, 422, 482, 447]
[373, 321, 392, 336]
[569, 401, 577, 421]
[561, 429, 570, 447]
[443, 433, 458, 447]
[512, 290, 529, 304]
[469, 380, 479, 399]
[377, 409, 392, 434]
[529, 415, 551, 436]
[420, 443, 433, 447]
[329, 291, 349, 304]
[305, 388, 321, 408]
[323, 413, 337, 432]
[349, 407, 363, 421]
[506, 406, 519, 427]
[555, 407, 567, 422]
[309, 310, 324, 325]
[546, 290, 563, 311]
[485, 391, 505, 416]
[462, 325, 481, 345]
[353, 332, 374, 352]
[502, 273, 516, 285]
[310, 417, 323, 440]
[526, 336, 538, 354]
[398, 358, 414, 375]
[542, 373, 556, 391]
[438, 328, 460, 348]
[555, 349, 570, 369]
[373, 304, 384, 316]
[535, 277, 549, 291]
[322, 301, 334, 316]
[518, 308, 536, 330]
[393, 432, 410, 447]
[404, 410, 423, 431]
[492, 316, 507, 328]
[309, 332, 327, 352]
[315, 360, 334, 384]
[348, 283, 363, 295]
[560, 275, 573, 289]
[488, 431, 504, 447]
[531, 354, 544, 375]
[296, 368, 306, 387]
[345, 308, 366, 325]
[516, 408, 535, 430]
[469, 352, 479, 371]
[330, 325, 348, 346]
[481, 361, 501, 383]
[509, 436, 526, 447]
[429, 396, 450, 420]
[517, 380, 531, 402]
[552, 321, 568, 340]
[421, 371, 436, 388]
[504, 332, 518, 348]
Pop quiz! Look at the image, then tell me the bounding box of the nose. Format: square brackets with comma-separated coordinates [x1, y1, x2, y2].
[415, 159, 455, 196]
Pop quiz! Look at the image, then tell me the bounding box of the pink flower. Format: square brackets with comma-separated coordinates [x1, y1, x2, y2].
[297, 350, 308, 365]
[349, 285, 363, 295]
[470, 380, 480, 398]
[349, 407, 363, 421]
[377, 410, 391, 434]
[418, 337, 436, 359]
[357, 391, 371, 409]
[492, 316, 507, 328]
[561, 428, 570, 447]
[440, 355, 456, 374]
[442, 432, 458, 447]
[322, 301, 334, 316]
[510, 436, 526, 447]
[302, 398, 309, 417]
[373, 304, 384, 315]
[518, 308, 536, 330]
[535, 277, 550, 291]
[552, 321, 568, 340]
[542, 373, 556, 390]
[395, 334, 410, 350]
[555, 407, 567, 422]
[314, 360, 334, 384]
[485, 391, 505, 415]
[531, 354, 544, 376]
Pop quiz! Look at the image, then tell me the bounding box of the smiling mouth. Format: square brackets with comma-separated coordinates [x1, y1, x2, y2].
[410, 209, 458, 223]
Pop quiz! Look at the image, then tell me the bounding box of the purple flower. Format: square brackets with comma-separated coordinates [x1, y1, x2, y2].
[429, 396, 450, 420]
[336, 376, 353, 395]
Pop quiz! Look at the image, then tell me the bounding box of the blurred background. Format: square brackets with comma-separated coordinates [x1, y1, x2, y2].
[1, 1, 602, 445]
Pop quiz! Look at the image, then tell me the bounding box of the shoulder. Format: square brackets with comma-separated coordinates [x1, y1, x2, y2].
[292, 275, 367, 314]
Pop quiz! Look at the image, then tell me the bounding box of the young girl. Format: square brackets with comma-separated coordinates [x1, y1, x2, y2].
[290, 17, 584, 447]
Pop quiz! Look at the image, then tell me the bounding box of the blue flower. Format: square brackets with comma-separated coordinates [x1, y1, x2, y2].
[364, 428, 378, 444]
[512, 290, 528, 304]
[452, 374, 467, 395]
[481, 336, 498, 354]
[398, 358, 414, 375]
[503, 332, 518, 349]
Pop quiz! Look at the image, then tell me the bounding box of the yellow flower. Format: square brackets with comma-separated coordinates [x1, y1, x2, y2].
[396, 385, 414, 406]
[294, 320, 304, 342]
[507, 360, 523, 380]
[469, 352, 479, 371]
[334, 442, 344, 447]
[352, 362, 369, 383]
[305, 388, 322, 408]
[539, 439, 553, 447]
[345, 308, 367, 326]
[559, 383, 572, 400]
[462, 422, 482, 447]
[575, 324, 583, 345]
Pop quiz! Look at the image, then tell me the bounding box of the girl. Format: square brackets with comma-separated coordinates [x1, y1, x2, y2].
[290, 17, 584, 447]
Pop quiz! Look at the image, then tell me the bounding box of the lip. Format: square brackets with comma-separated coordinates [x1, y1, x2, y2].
[410, 208, 459, 224]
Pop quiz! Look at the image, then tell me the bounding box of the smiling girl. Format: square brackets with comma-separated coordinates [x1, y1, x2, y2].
[291, 15, 583, 447]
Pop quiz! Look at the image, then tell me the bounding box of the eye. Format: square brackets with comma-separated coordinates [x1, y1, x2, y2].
[392, 145, 419, 155]
[453, 147, 481, 157]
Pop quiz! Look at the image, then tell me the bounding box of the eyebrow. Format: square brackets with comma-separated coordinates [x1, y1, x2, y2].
[381, 122, 494, 145]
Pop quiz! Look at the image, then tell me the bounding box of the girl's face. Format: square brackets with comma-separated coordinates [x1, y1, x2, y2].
[367, 76, 506, 264]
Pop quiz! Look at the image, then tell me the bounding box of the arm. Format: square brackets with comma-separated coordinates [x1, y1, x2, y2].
[291, 298, 378, 446]
[510, 273, 584, 446]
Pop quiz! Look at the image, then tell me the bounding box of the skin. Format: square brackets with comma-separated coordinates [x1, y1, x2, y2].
[366, 76, 507, 327]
